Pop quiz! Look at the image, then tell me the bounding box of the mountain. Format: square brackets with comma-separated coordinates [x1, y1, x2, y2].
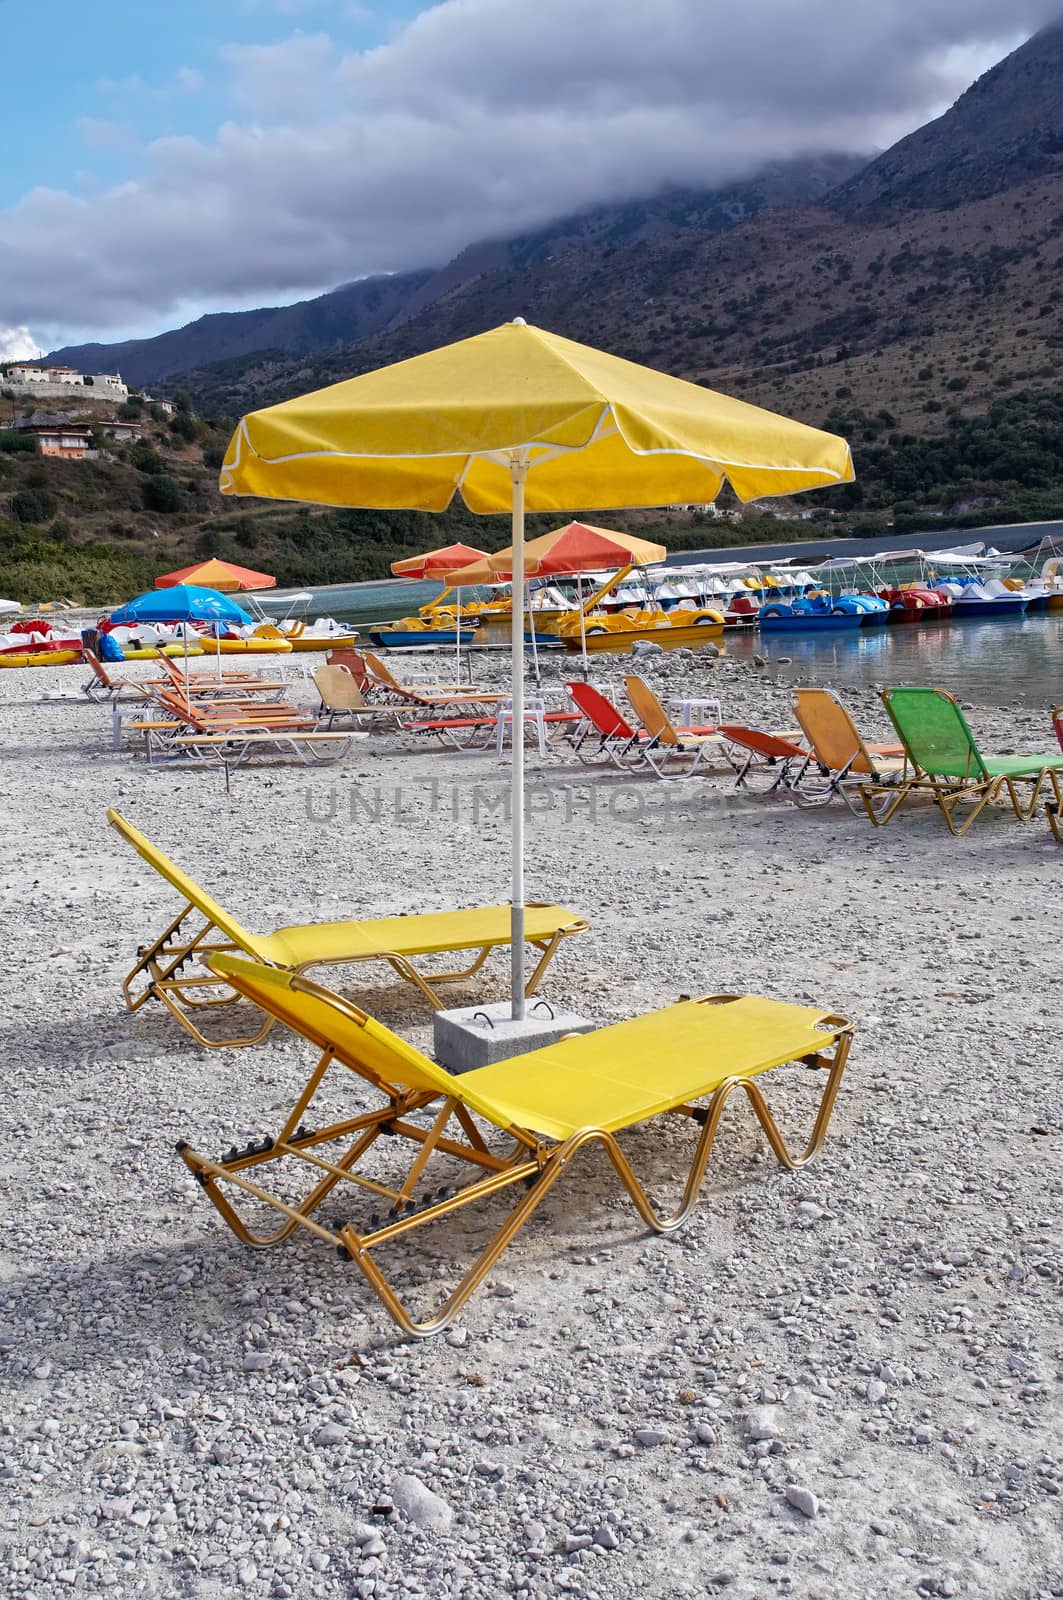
[49, 269, 432, 386]
[44, 23, 1063, 445]
[161, 22, 1063, 440]
[834, 21, 1063, 215]
[46, 154, 863, 387]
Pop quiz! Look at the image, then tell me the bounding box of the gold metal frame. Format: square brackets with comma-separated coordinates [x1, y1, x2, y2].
[176, 990, 853, 1338]
[860, 765, 1062, 836]
[120, 903, 585, 1048]
[1050, 707, 1063, 843]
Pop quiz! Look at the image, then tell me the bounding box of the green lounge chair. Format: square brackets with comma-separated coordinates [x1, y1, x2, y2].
[862, 687, 1063, 835]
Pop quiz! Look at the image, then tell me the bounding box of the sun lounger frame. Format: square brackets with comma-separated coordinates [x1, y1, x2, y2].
[176, 957, 853, 1338]
[110, 811, 588, 1045]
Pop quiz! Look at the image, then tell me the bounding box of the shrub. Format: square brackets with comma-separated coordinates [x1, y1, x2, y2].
[0, 430, 39, 454]
[142, 475, 182, 513]
[130, 443, 163, 475]
[170, 410, 200, 442]
[10, 487, 58, 524]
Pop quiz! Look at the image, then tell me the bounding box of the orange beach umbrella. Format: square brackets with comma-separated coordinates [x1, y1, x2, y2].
[391, 542, 489, 673]
[155, 558, 276, 593]
[442, 522, 665, 583]
[390, 542, 488, 579]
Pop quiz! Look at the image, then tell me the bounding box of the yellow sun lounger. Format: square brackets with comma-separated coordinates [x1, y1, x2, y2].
[109, 809, 588, 1046]
[177, 954, 854, 1338]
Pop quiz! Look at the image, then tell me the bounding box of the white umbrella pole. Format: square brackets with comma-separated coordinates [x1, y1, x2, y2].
[579, 577, 589, 678]
[528, 581, 540, 685]
[455, 586, 462, 682]
[509, 454, 528, 1020]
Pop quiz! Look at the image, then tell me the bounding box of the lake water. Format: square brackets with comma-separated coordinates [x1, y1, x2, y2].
[285, 581, 1063, 708]
[724, 612, 1063, 707]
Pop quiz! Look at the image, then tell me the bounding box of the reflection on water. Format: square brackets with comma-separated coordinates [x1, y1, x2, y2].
[727, 614, 1063, 706]
[293, 580, 1063, 708]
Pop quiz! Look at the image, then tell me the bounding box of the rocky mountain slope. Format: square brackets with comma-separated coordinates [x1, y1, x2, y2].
[155, 23, 1063, 444]
[835, 20, 1063, 216]
[48, 271, 433, 388]
[48, 156, 863, 386]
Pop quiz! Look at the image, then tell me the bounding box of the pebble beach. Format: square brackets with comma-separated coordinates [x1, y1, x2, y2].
[0, 645, 1059, 1600]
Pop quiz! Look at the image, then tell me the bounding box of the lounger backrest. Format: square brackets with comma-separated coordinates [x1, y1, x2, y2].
[717, 725, 807, 760]
[792, 687, 876, 776]
[567, 681, 636, 739]
[107, 809, 273, 961]
[327, 647, 371, 690]
[152, 688, 206, 727]
[881, 687, 987, 780]
[85, 649, 111, 687]
[158, 656, 188, 690]
[208, 954, 514, 1130]
[313, 663, 369, 712]
[625, 675, 678, 745]
[363, 650, 402, 692]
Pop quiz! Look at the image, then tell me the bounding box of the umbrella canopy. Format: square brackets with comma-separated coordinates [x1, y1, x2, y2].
[390, 542, 488, 579]
[220, 320, 854, 1022]
[109, 584, 253, 626]
[221, 320, 853, 510]
[442, 522, 665, 583]
[154, 558, 275, 592]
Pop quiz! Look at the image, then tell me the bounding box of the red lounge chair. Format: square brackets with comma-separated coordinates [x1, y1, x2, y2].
[565, 682, 646, 768]
[719, 726, 809, 793]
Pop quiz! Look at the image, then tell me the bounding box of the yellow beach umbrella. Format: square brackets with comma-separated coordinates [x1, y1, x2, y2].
[221, 319, 854, 1019]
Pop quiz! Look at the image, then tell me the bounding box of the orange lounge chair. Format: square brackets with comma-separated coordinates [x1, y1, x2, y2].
[362, 650, 502, 711]
[789, 687, 907, 813]
[564, 682, 646, 768]
[82, 649, 156, 704]
[624, 675, 723, 777]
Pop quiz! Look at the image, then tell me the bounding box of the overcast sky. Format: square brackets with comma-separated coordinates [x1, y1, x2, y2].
[1, 0, 1060, 356]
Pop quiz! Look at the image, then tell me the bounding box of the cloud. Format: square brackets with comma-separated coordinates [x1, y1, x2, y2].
[97, 67, 205, 100]
[220, 32, 338, 121]
[3, 0, 1061, 342]
[0, 326, 40, 360]
[76, 116, 138, 151]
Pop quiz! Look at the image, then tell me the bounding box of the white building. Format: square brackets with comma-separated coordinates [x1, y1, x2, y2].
[85, 372, 127, 399]
[6, 362, 83, 387]
[3, 362, 128, 403]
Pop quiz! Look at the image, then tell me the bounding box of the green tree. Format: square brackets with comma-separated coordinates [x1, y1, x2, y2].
[142, 475, 182, 513]
[130, 442, 163, 475]
[10, 487, 58, 524]
[170, 409, 200, 442]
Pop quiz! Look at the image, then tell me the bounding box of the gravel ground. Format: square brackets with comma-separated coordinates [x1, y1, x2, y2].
[0, 645, 1059, 1600]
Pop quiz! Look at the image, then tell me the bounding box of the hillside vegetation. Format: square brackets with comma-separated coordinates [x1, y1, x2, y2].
[2, 383, 1063, 606]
